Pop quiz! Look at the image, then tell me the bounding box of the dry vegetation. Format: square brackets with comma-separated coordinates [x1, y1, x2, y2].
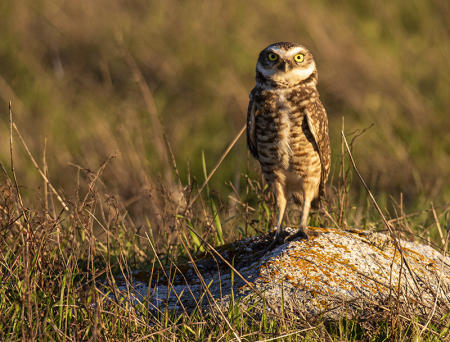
[0, 0, 449, 340]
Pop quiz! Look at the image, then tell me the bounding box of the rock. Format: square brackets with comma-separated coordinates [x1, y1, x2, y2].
[113, 227, 449, 321]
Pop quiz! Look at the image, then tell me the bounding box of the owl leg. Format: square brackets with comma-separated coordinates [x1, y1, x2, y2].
[297, 185, 320, 239]
[286, 186, 316, 241]
[273, 181, 287, 242]
[299, 192, 312, 235]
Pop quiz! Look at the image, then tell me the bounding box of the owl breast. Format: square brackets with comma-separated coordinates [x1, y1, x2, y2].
[254, 88, 322, 193]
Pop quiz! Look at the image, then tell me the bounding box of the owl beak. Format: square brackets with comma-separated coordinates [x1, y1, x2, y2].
[278, 61, 289, 72]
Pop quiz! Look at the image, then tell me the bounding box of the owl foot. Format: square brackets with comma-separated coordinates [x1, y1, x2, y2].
[283, 227, 319, 243]
[265, 228, 290, 250]
[265, 227, 319, 251]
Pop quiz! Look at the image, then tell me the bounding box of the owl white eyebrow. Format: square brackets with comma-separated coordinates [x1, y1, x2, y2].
[268, 46, 306, 59]
[268, 47, 283, 55]
[284, 47, 307, 57]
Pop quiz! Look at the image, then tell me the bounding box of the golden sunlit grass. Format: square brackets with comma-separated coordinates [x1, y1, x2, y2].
[1, 104, 448, 340]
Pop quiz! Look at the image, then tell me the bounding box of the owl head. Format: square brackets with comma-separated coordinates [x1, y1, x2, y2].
[256, 42, 317, 87]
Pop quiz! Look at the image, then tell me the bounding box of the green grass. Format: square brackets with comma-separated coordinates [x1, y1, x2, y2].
[0, 137, 448, 340]
[0, 0, 449, 340]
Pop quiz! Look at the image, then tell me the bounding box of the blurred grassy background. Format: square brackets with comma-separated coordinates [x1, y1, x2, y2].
[0, 0, 448, 228]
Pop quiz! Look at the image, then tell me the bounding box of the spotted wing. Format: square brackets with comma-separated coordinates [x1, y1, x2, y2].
[304, 98, 331, 193]
[246, 89, 259, 159]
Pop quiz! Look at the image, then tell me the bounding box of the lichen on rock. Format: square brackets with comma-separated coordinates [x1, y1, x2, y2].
[114, 227, 449, 322]
[240, 227, 449, 319]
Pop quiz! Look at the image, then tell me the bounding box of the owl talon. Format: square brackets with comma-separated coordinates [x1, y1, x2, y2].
[265, 228, 289, 250]
[284, 227, 319, 243]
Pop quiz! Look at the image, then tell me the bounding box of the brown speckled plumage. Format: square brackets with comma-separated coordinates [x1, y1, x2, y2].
[247, 42, 330, 240]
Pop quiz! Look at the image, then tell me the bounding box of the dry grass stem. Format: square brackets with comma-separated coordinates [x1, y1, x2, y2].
[186, 124, 246, 211]
[342, 131, 425, 301]
[10, 115, 69, 211]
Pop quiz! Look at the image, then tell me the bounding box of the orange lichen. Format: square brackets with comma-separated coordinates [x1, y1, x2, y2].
[251, 226, 448, 317]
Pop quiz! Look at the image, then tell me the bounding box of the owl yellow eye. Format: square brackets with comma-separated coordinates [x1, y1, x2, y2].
[294, 54, 304, 63]
[268, 53, 278, 62]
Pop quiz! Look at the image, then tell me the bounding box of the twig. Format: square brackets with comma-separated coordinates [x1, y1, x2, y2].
[430, 202, 445, 246]
[178, 236, 242, 342]
[144, 232, 191, 317]
[419, 228, 449, 336]
[182, 221, 280, 314]
[79, 155, 115, 210]
[122, 49, 175, 187]
[321, 206, 340, 230]
[9, 102, 25, 210]
[251, 326, 318, 342]
[43, 137, 49, 215]
[10, 116, 69, 211]
[341, 131, 424, 301]
[338, 116, 346, 228]
[186, 124, 246, 210]
[363, 298, 444, 338]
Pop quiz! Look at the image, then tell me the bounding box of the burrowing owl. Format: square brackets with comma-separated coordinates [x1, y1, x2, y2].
[246, 42, 331, 241]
